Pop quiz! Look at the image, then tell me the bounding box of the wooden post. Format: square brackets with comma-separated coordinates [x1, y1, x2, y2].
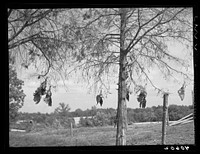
[70, 121, 73, 137]
[26, 120, 34, 132]
[166, 109, 169, 126]
[162, 93, 169, 145]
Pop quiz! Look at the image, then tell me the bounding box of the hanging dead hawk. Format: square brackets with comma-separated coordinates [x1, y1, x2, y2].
[33, 78, 47, 104]
[126, 91, 129, 101]
[33, 78, 53, 106]
[137, 91, 147, 108]
[44, 86, 52, 106]
[178, 83, 186, 101]
[96, 94, 103, 106]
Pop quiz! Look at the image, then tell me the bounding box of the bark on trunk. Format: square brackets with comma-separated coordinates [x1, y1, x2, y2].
[116, 8, 128, 146]
[162, 93, 169, 145]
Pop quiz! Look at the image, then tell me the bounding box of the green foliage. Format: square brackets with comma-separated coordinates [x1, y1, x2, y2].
[16, 104, 193, 128]
[9, 64, 26, 124]
[79, 109, 116, 127]
[79, 117, 94, 127]
[52, 103, 73, 128]
[153, 106, 163, 121]
[54, 102, 71, 117]
[72, 108, 83, 117]
[168, 104, 192, 121]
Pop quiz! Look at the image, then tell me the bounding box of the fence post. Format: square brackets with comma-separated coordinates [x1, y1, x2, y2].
[26, 120, 34, 132]
[162, 93, 169, 145]
[70, 121, 73, 137]
[166, 110, 169, 126]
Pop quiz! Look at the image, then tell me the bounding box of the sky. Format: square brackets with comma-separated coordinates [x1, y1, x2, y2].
[19, 79, 193, 113]
[17, 41, 194, 113]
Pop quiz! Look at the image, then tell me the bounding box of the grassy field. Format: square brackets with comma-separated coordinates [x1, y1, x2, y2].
[9, 122, 194, 147]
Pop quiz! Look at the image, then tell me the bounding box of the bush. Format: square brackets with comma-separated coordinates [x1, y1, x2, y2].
[79, 117, 94, 127]
[168, 105, 193, 121]
[79, 111, 112, 127]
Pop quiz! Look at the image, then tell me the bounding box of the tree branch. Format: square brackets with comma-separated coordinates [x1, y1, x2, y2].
[126, 9, 165, 52]
[126, 8, 186, 53]
[8, 19, 29, 43]
[80, 12, 120, 29]
[159, 8, 185, 25]
[8, 9, 53, 43]
[26, 9, 53, 27]
[139, 53, 193, 81]
[8, 33, 41, 49]
[126, 9, 136, 20]
[134, 59, 163, 93]
[31, 40, 51, 77]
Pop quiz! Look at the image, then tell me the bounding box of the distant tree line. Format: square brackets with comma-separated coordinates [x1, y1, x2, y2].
[16, 104, 193, 129]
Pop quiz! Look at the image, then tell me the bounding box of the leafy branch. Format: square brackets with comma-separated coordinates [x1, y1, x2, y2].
[31, 40, 51, 78]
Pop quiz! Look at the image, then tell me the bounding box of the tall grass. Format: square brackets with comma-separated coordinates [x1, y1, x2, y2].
[9, 122, 194, 147]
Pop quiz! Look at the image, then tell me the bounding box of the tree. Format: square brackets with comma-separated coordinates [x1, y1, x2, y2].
[54, 102, 71, 128]
[8, 9, 67, 80]
[73, 108, 84, 117]
[127, 108, 136, 123]
[168, 104, 192, 121]
[9, 63, 26, 124]
[60, 8, 193, 145]
[154, 106, 163, 121]
[91, 105, 97, 117]
[54, 102, 71, 117]
[8, 8, 193, 145]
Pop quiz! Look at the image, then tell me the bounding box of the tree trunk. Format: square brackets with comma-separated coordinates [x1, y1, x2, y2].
[116, 8, 128, 146]
[162, 93, 169, 145]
